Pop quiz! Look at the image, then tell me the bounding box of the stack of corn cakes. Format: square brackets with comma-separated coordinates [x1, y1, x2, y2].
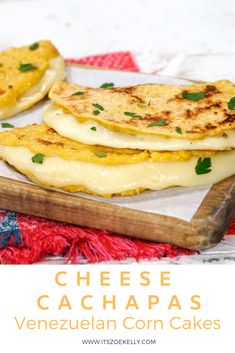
[1, 41, 235, 197]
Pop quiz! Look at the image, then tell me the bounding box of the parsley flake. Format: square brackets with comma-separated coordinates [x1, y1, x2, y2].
[176, 127, 182, 134]
[93, 110, 100, 116]
[227, 96, 235, 110]
[71, 91, 85, 96]
[29, 42, 39, 51]
[92, 103, 104, 111]
[182, 91, 205, 101]
[1, 123, 15, 128]
[95, 151, 106, 158]
[147, 120, 166, 127]
[100, 82, 114, 89]
[195, 157, 212, 175]
[18, 63, 37, 72]
[124, 112, 142, 118]
[90, 126, 97, 131]
[32, 153, 45, 164]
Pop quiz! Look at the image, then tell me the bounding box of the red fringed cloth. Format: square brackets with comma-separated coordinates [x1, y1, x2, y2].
[0, 213, 195, 264]
[0, 52, 234, 264]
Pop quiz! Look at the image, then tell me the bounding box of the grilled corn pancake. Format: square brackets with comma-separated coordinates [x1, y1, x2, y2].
[45, 80, 235, 150]
[0, 124, 235, 197]
[0, 40, 66, 119]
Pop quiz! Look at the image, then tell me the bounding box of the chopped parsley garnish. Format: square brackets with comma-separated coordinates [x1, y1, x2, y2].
[18, 63, 37, 72]
[124, 112, 142, 118]
[227, 96, 235, 110]
[29, 42, 39, 51]
[100, 82, 114, 89]
[195, 157, 212, 175]
[1, 123, 15, 128]
[92, 103, 104, 111]
[71, 91, 85, 96]
[90, 126, 97, 131]
[93, 110, 100, 116]
[176, 127, 182, 134]
[95, 151, 106, 158]
[32, 153, 45, 164]
[182, 91, 205, 101]
[147, 120, 166, 127]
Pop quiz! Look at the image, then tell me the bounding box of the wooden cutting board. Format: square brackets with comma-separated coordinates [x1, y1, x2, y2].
[0, 174, 235, 251]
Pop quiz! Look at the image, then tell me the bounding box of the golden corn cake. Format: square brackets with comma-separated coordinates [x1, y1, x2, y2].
[0, 40, 66, 119]
[0, 124, 235, 197]
[43, 80, 235, 150]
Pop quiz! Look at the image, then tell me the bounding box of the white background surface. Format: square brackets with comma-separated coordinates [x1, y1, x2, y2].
[0, 0, 235, 58]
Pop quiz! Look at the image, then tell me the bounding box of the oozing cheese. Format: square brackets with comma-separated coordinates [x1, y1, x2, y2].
[0, 145, 235, 196]
[0, 56, 66, 119]
[43, 103, 235, 151]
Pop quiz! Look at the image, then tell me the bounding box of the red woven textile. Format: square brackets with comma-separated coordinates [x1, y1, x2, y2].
[0, 214, 195, 264]
[0, 51, 233, 264]
[66, 51, 139, 72]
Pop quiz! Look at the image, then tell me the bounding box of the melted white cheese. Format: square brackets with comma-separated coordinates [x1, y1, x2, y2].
[0, 146, 235, 195]
[43, 103, 235, 151]
[0, 56, 66, 120]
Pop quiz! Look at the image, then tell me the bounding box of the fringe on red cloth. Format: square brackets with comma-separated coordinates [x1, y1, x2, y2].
[0, 214, 195, 264]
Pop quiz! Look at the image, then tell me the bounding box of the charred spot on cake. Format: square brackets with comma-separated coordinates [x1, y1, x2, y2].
[19, 134, 26, 139]
[162, 111, 171, 116]
[37, 138, 53, 146]
[142, 113, 166, 122]
[54, 142, 64, 147]
[204, 85, 220, 97]
[221, 114, 235, 124]
[185, 109, 192, 119]
[196, 102, 222, 112]
[128, 95, 145, 104]
[205, 123, 217, 130]
[182, 102, 223, 122]
[109, 86, 146, 104]
[47, 127, 57, 134]
[211, 102, 222, 108]
[127, 117, 143, 125]
[186, 125, 205, 134]
[110, 87, 135, 95]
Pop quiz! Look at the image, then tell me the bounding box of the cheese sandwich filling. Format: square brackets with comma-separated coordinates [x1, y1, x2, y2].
[0, 145, 235, 196]
[43, 103, 235, 151]
[0, 56, 66, 119]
